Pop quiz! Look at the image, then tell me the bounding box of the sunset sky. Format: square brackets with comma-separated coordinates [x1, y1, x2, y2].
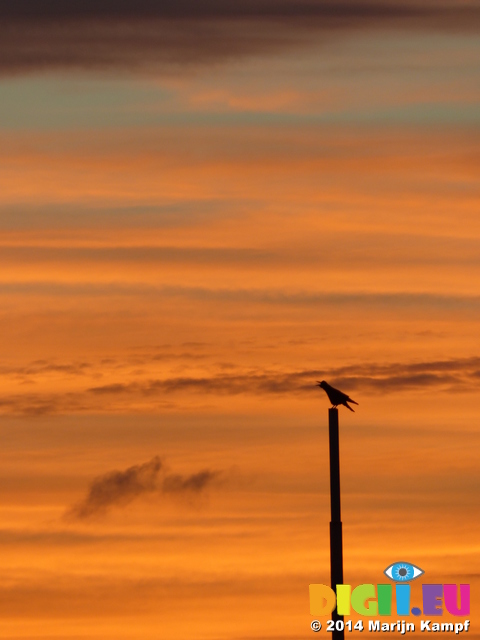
[0, 2, 479, 639]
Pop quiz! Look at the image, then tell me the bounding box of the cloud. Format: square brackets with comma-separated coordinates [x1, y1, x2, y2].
[0, 360, 90, 380]
[318, 357, 480, 394]
[1, 0, 476, 25]
[1, 356, 479, 417]
[88, 356, 480, 398]
[66, 457, 221, 519]
[3, 282, 480, 314]
[162, 470, 220, 493]
[66, 456, 163, 519]
[0, 395, 70, 416]
[0, 388, 178, 416]
[0, 1, 478, 76]
[0, 245, 272, 267]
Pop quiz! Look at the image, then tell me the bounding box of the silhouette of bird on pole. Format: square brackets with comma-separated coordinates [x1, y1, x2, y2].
[317, 381, 358, 412]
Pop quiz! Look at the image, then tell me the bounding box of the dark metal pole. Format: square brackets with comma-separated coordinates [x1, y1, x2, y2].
[329, 408, 344, 639]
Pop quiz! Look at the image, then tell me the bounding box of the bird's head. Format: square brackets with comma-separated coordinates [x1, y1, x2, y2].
[317, 380, 327, 389]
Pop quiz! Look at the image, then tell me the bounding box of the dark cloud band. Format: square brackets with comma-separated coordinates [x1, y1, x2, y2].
[1, 356, 480, 416]
[0, 1, 478, 75]
[87, 356, 480, 397]
[0, 1, 463, 21]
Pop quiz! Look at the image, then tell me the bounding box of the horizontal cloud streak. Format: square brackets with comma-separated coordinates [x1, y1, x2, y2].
[5, 228, 480, 267]
[0, 281, 472, 302]
[1, 356, 479, 416]
[0, 1, 465, 20]
[87, 356, 480, 397]
[0, 245, 273, 266]
[0, 2, 478, 76]
[1, 282, 480, 315]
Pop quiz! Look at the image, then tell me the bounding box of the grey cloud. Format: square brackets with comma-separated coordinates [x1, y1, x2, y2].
[5, 233, 480, 270]
[0, 360, 90, 380]
[1, 1, 476, 24]
[0, 245, 272, 267]
[0, 1, 446, 20]
[88, 356, 480, 398]
[0, 395, 69, 416]
[66, 456, 163, 519]
[0, 391, 176, 416]
[3, 282, 480, 316]
[1, 356, 479, 418]
[0, 202, 237, 232]
[88, 383, 128, 395]
[162, 470, 220, 493]
[3, 281, 480, 330]
[0, 352, 206, 386]
[0, 1, 478, 76]
[66, 457, 221, 519]
[325, 356, 480, 376]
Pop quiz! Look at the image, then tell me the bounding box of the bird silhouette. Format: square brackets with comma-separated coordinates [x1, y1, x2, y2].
[317, 380, 358, 412]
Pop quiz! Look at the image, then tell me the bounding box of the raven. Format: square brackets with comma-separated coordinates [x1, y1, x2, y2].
[317, 380, 358, 412]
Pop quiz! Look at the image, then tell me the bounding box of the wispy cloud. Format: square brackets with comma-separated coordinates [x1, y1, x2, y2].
[66, 457, 163, 519]
[88, 357, 480, 398]
[65, 457, 221, 519]
[162, 470, 221, 493]
[0, 360, 90, 380]
[1, 356, 479, 417]
[3, 283, 480, 314]
[0, 1, 478, 76]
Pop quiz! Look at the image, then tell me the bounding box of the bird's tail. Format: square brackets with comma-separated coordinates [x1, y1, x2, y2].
[348, 398, 359, 405]
[345, 402, 355, 412]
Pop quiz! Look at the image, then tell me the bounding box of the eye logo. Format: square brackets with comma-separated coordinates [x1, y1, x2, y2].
[384, 561, 424, 582]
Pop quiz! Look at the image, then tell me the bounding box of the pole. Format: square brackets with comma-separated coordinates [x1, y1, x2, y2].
[329, 407, 344, 639]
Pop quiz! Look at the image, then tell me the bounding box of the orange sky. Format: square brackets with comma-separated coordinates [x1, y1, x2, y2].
[0, 3, 479, 639]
